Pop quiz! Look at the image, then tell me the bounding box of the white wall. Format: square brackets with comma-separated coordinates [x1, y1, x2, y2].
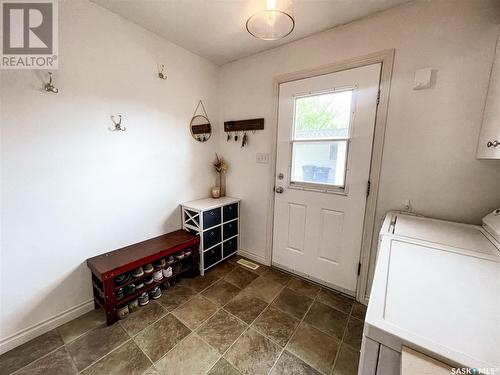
[0, 0, 219, 351]
[218, 0, 500, 290]
[2, 0, 500, 354]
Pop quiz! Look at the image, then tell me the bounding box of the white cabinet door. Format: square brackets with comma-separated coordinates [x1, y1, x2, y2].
[477, 34, 500, 159]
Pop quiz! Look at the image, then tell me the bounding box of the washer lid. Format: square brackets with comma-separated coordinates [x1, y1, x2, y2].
[483, 209, 500, 244]
[393, 214, 499, 256]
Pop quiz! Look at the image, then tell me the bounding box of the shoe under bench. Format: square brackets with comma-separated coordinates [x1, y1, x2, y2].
[86, 229, 200, 326]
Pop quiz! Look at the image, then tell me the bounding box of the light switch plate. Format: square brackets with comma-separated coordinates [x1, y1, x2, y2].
[256, 153, 270, 164]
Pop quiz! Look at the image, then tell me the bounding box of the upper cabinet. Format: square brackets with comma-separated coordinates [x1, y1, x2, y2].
[477, 33, 500, 159]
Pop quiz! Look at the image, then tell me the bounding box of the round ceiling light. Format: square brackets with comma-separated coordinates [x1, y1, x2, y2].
[246, 10, 295, 41]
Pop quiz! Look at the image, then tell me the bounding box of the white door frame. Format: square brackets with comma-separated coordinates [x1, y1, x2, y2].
[265, 49, 395, 305]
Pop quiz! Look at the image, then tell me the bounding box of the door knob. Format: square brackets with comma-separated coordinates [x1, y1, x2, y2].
[275, 186, 284, 194]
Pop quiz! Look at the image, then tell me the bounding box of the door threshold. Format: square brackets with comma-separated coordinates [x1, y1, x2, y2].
[271, 262, 356, 298]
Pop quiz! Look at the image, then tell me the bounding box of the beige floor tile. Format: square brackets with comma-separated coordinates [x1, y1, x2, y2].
[179, 274, 220, 293]
[155, 334, 219, 375]
[287, 278, 321, 298]
[316, 290, 353, 314]
[156, 284, 197, 311]
[119, 301, 167, 336]
[142, 366, 160, 375]
[343, 318, 363, 350]
[351, 302, 367, 321]
[202, 280, 241, 306]
[66, 323, 129, 371]
[240, 276, 283, 303]
[250, 264, 271, 276]
[286, 322, 340, 375]
[207, 358, 241, 375]
[81, 341, 151, 375]
[224, 267, 259, 289]
[304, 301, 348, 341]
[57, 309, 106, 344]
[252, 306, 299, 347]
[0, 329, 64, 375]
[224, 328, 281, 375]
[197, 310, 247, 354]
[206, 262, 236, 278]
[3, 259, 363, 375]
[272, 288, 313, 320]
[14, 347, 77, 375]
[270, 350, 321, 375]
[332, 344, 360, 375]
[133, 314, 190, 362]
[172, 295, 218, 330]
[224, 294, 268, 324]
[262, 268, 292, 285]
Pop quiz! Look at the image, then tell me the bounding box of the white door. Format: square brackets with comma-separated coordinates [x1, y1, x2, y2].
[272, 64, 381, 294]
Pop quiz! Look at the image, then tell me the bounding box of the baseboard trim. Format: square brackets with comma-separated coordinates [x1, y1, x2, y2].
[0, 299, 94, 355]
[237, 249, 269, 266]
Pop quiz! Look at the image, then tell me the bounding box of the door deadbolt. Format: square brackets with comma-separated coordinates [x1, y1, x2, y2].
[278, 173, 284, 180]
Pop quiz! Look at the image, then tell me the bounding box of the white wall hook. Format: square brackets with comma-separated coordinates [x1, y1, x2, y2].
[44, 72, 59, 93]
[109, 114, 126, 131]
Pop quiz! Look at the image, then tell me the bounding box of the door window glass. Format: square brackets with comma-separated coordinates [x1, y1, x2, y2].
[291, 89, 353, 188]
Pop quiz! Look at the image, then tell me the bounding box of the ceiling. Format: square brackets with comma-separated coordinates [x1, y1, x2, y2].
[91, 0, 409, 65]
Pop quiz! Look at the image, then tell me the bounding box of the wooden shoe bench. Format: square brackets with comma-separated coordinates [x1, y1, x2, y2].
[86, 229, 200, 325]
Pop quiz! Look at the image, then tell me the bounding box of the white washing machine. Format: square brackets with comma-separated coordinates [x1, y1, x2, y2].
[359, 209, 500, 375]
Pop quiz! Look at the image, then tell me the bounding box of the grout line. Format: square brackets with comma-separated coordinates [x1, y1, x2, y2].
[171, 295, 220, 331]
[151, 330, 197, 369]
[204, 277, 285, 373]
[120, 301, 169, 339]
[210, 324, 251, 372]
[67, 347, 80, 375]
[266, 286, 320, 375]
[330, 304, 354, 375]
[151, 305, 224, 371]
[9, 343, 66, 375]
[6, 259, 362, 375]
[77, 338, 135, 374]
[149, 293, 224, 370]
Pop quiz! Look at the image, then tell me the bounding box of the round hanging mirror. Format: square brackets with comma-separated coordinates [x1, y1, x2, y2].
[190, 114, 211, 142]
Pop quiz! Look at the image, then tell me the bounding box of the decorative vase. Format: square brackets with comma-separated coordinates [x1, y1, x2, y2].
[219, 174, 226, 197]
[211, 186, 221, 199]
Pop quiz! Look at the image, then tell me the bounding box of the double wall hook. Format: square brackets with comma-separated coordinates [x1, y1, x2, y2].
[109, 114, 126, 132]
[157, 64, 167, 80]
[44, 72, 59, 93]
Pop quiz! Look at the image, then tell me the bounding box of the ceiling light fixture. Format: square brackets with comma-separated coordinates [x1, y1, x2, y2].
[246, 0, 295, 41]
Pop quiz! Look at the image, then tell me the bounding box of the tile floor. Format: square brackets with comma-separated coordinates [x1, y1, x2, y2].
[0, 256, 366, 375]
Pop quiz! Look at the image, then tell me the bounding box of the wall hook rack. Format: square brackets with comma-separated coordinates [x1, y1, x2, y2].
[224, 118, 264, 132]
[157, 64, 167, 80]
[44, 72, 59, 93]
[224, 118, 264, 146]
[109, 114, 126, 131]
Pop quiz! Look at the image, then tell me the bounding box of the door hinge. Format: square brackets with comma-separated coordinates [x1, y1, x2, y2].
[366, 180, 371, 197]
[376, 89, 381, 105]
[357, 262, 362, 276]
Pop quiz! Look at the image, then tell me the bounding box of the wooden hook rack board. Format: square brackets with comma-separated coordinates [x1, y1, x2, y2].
[224, 118, 264, 132]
